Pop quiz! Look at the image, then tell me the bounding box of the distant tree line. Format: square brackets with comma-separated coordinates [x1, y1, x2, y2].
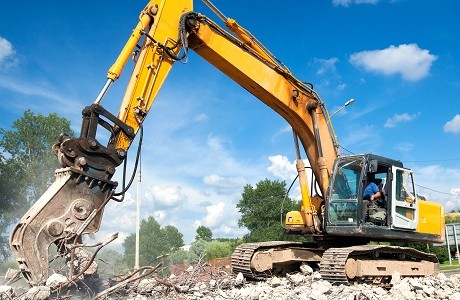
[109, 177, 307, 276]
[446, 213, 460, 224]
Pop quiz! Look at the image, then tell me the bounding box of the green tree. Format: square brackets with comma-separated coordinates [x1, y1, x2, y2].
[445, 213, 460, 224]
[97, 249, 128, 275]
[165, 249, 189, 266]
[0, 110, 73, 203]
[163, 225, 185, 250]
[123, 216, 184, 268]
[188, 239, 208, 264]
[0, 156, 23, 260]
[0, 110, 73, 260]
[205, 240, 233, 260]
[195, 225, 213, 241]
[214, 237, 244, 253]
[236, 178, 302, 242]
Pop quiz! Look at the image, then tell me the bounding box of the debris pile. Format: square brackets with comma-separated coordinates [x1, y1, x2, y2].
[128, 267, 460, 300]
[2, 264, 460, 299]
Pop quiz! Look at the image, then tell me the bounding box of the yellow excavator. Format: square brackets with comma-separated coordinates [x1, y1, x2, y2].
[10, 0, 444, 286]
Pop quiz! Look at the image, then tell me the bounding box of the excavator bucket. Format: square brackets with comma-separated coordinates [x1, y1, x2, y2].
[9, 167, 115, 285]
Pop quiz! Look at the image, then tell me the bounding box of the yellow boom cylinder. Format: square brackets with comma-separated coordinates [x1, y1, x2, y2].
[107, 2, 157, 81]
[225, 19, 278, 67]
[296, 159, 315, 233]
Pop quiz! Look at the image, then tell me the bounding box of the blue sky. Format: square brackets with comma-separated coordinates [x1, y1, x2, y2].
[1, 0, 460, 250]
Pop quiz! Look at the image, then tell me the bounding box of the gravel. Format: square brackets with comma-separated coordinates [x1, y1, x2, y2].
[2, 266, 460, 299]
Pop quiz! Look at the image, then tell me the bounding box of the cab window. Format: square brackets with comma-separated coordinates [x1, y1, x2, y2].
[395, 169, 416, 220]
[328, 158, 362, 224]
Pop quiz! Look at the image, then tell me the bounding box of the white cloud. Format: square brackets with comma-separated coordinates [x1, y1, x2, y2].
[207, 134, 224, 151]
[107, 93, 270, 244]
[194, 113, 208, 122]
[153, 210, 166, 222]
[314, 57, 339, 75]
[340, 124, 379, 149]
[203, 174, 246, 192]
[214, 224, 236, 234]
[193, 220, 202, 229]
[414, 165, 460, 212]
[213, 223, 248, 238]
[394, 142, 414, 153]
[384, 112, 419, 128]
[450, 188, 460, 196]
[111, 191, 135, 208]
[0, 76, 83, 113]
[0, 36, 15, 66]
[444, 115, 460, 134]
[266, 155, 316, 200]
[267, 155, 297, 181]
[92, 230, 129, 250]
[270, 125, 291, 143]
[333, 0, 379, 7]
[93, 202, 137, 251]
[144, 184, 187, 209]
[337, 83, 347, 91]
[349, 44, 437, 81]
[203, 202, 226, 228]
[311, 57, 347, 92]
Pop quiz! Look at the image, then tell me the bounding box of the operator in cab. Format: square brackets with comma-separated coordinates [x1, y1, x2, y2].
[362, 177, 384, 222]
[363, 178, 382, 201]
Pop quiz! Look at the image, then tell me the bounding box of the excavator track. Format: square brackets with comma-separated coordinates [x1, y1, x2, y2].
[232, 243, 439, 285]
[231, 241, 323, 279]
[232, 241, 290, 278]
[320, 245, 439, 286]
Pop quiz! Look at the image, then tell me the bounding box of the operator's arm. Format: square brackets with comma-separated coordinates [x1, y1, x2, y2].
[370, 191, 382, 201]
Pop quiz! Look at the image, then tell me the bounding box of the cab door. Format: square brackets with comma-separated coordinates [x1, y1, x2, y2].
[390, 167, 418, 230]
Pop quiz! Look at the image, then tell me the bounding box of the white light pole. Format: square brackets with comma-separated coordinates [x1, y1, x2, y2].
[330, 98, 355, 119]
[327, 98, 355, 126]
[135, 154, 142, 270]
[327, 98, 356, 151]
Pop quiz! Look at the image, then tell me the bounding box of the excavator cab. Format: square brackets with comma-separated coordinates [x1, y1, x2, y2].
[323, 154, 443, 244]
[326, 154, 395, 227]
[285, 152, 443, 243]
[280, 153, 443, 283]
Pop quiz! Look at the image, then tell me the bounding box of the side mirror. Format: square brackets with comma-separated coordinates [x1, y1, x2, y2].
[368, 160, 378, 173]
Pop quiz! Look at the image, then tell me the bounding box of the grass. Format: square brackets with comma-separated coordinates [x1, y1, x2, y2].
[440, 259, 460, 271]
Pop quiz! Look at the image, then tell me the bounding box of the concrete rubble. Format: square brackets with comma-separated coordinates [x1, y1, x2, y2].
[1, 265, 460, 299]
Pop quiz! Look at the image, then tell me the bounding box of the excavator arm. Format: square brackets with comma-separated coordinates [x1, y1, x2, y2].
[10, 0, 338, 284]
[184, 13, 338, 192]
